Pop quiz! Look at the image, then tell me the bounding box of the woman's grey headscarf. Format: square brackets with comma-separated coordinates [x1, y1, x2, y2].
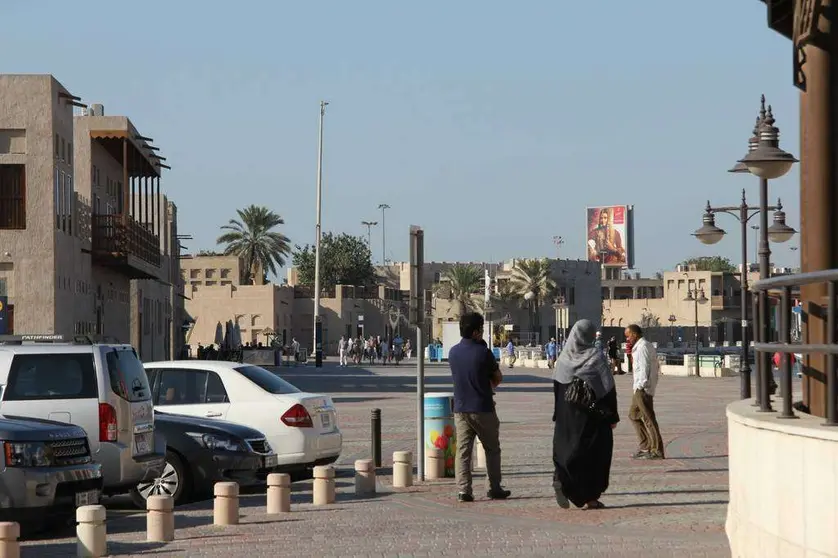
[552, 319, 615, 399]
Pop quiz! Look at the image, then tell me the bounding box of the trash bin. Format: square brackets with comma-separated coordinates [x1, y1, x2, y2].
[424, 392, 456, 478]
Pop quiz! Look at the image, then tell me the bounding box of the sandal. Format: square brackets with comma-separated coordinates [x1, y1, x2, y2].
[584, 500, 605, 510]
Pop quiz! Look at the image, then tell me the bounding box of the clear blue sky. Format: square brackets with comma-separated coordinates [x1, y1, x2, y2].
[2, 0, 801, 275]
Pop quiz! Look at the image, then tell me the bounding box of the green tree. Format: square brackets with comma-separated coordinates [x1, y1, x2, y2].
[216, 205, 291, 284]
[197, 249, 222, 256]
[437, 264, 483, 319]
[681, 256, 737, 273]
[509, 258, 556, 336]
[292, 232, 375, 288]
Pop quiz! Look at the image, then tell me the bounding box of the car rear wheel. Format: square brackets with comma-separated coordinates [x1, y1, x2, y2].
[130, 450, 189, 508]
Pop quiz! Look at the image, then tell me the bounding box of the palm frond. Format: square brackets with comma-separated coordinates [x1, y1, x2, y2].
[216, 205, 291, 283]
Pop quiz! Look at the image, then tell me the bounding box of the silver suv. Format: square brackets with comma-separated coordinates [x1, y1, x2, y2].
[0, 335, 165, 497]
[0, 415, 103, 533]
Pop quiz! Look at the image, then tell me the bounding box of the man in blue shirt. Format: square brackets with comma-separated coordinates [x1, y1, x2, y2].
[449, 312, 510, 502]
[545, 337, 558, 368]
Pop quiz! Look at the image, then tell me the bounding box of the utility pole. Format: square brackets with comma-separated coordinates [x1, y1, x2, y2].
[313, 100, 328, 367]
[378, 204, 390, 264]
[361, 220, 378, 251]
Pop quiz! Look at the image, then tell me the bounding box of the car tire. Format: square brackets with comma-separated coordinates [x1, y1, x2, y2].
[130, 450, 190, 508]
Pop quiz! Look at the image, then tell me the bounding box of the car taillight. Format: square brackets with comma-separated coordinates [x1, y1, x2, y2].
[281, 404, 313, 428]
[99, 403, 118, 442]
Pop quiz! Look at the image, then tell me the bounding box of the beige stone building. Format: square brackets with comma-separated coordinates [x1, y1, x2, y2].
[0, 74, 183, 359]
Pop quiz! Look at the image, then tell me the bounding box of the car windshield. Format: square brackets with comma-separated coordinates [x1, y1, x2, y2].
[234, 365, 300, 395]
[106, 348, 151, 402]
[4, 353, 98, 400]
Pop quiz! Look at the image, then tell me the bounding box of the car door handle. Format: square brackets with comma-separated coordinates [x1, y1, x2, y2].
[205, 412, 222, 418]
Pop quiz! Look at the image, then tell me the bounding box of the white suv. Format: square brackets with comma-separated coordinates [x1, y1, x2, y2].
[0, 335, 165, 497]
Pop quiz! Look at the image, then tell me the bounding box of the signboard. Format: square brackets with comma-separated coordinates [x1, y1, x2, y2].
[0, 297, 6, 335]
[586, 205, 634, 268]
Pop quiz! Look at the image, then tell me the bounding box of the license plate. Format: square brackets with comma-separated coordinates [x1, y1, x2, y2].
[321, 413, 331, 429]
[134, 432, 152, 455]
[264, 454, 278, 468]
[75, 490, 98, 507]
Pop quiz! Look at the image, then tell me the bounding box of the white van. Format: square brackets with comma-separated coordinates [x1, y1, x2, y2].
[0, 335, 165, 496]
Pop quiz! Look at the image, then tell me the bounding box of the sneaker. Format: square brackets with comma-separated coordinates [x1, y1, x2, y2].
[631, 450, 650, 459]
[457, 492, 474, 503]
[486, 488, 512, 500]
[647, 453, 665, 460]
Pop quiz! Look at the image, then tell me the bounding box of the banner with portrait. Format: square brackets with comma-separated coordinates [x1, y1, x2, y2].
[586, 205, 631, 267]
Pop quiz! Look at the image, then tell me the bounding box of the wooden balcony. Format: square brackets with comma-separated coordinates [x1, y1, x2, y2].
[91, 214, 161, 279]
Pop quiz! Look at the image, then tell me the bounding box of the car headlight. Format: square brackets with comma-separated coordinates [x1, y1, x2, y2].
[3, 441, 52, 467]
[187, 433, 247, 452]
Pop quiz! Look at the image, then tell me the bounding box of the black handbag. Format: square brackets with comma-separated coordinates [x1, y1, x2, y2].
[564, 377, 597, 410]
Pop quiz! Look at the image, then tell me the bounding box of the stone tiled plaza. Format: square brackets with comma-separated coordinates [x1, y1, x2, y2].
[22, 364, 735, 557]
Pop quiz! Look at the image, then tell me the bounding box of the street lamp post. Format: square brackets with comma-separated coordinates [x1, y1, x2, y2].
[693, 189, 796, 399]
[361, 220, 378, 250]
[313, 100, 328, 368]
[668, 314, 676, 343]
[684, 285, 708, 377]
[733, 96, 798, 412]
[377, 204, 390, 264]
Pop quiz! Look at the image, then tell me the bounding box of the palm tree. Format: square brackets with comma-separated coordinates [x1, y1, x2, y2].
[216, 205, 291, 284]
[509, 258, 556, 342]
[438, 264, 483, 318]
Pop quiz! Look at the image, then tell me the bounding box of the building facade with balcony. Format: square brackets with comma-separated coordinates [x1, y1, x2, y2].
[0, 74, 182, 359]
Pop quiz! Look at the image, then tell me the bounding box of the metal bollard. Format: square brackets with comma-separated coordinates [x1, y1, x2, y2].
[76, 505, 107, 557]
[0, 522, 19, 558]
[267, 473, 291, 514]
[213, 482, 240, 526]
[312, 465, 336, 505]
[354, 459, 376, 495]
[146, 495, 175, 542]
[425, 447, 444, 480]
[475, 438, 487, 470]
[370, 408, 382, 468]
[392, 450, 413, 488]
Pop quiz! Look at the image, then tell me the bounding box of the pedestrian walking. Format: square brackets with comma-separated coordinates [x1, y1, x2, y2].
[338, 336, 348, 367]
[449, 312, 510, 503]
[551, 319, 619, 510]
[607, 336, 624, 374]
[505, 339, 516, 369]
[546, 338, 558, 369]
[291, 338, 300, 366]
[625, 325, 664, 460]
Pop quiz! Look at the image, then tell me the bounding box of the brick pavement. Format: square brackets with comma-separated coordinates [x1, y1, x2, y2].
[21, 365, 736, 557]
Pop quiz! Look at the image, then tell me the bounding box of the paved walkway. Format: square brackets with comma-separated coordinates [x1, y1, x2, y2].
[23, 365, 736, 557]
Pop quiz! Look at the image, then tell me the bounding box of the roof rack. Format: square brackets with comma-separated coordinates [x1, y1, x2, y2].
[0, 334, 121, 345]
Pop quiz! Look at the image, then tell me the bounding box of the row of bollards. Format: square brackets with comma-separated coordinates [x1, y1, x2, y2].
[0, 452, 425, 557]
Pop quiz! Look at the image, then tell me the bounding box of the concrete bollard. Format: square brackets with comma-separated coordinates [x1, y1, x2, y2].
[475, 438, 487, 470]
[392, 451, 413, 488]
[0, 522, 19, 558]
[267, 473, 291, 514]
[213, 482, 240, 526]
[76, 505, 107, 558]
[312, 465, 336, 505]
[425, 447, 444, 480]
[354, 459, 376, 495]
[146, 495, 175, 542]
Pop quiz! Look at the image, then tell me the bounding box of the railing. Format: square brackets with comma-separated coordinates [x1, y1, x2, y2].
[750, 269, 838, 425]
[91, 214, 161, 267]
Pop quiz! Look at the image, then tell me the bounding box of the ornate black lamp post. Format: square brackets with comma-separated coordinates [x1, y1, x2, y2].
[732, 96, 798, 412]
[693, 189, 796, 399]
[684, 285, 708, 377]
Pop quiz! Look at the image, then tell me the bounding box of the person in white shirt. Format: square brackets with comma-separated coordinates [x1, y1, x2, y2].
[624, 324, 664, 459]
[338, 336, 348, 367]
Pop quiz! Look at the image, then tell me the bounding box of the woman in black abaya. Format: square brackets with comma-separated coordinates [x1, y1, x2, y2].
[551, 319, 619, 510]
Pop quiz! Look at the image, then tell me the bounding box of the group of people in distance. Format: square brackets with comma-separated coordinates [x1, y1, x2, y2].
[449, 312, 663, 508]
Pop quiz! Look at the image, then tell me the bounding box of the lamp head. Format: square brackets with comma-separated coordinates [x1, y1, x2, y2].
[693, 208, 726, 245]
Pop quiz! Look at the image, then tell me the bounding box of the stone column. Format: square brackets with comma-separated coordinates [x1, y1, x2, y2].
[798, 3, 838, 416]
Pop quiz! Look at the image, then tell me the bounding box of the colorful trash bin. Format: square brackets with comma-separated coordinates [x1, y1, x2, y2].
[424, 392, 456, 478]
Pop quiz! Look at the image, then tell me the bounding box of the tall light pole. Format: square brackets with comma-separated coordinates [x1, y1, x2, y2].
[378, 204, 390, 264]
[313, 100, 328, 367]
[684, 280, 708, 377]
[552, 236, 564, 258]
[361, 220, 377, 250]
[693, 188, 795, 399]
[733, 96, 798, 411]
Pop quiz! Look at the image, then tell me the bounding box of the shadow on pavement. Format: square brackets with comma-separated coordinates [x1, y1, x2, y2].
[23, 541, 170, 557]
[610, 488, 727, 496]
[605, 499, 729, 509]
